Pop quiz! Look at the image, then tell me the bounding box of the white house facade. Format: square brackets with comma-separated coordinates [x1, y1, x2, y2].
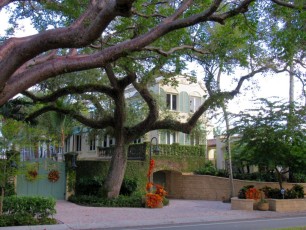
[64, 76, 214, 160]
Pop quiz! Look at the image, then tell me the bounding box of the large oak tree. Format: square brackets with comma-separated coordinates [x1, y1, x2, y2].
[0, 0, 305, 198]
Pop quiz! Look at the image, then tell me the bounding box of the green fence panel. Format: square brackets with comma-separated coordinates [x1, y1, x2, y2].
[16, 158, 66, 200]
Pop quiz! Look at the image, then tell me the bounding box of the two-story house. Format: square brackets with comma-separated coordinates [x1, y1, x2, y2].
[64, 76, 214, 159]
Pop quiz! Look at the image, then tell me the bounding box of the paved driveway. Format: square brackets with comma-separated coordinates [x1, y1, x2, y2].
[2, 199, 306, 230]
[53, 199, 306, 229]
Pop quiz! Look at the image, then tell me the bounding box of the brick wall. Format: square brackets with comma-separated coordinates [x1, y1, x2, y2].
[166, 172, 306, 201]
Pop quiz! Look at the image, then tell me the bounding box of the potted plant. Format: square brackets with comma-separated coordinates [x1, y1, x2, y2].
[257, 190, 269, 211]
[257, 198, 269, 211]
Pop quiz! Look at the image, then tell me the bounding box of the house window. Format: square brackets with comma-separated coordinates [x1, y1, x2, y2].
[190, 96, 201, 112]
[103, 135, 107, 147]
[166, 94, 177, 110]
[89, 137, 96, 151]
[133, 138, 142, 144]
[166, 131, 176, 144]
[76, 135, 82, 151]
[190, 133, 200, 146]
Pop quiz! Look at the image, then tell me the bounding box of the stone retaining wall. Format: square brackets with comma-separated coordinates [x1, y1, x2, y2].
[166, 172, 306, 201]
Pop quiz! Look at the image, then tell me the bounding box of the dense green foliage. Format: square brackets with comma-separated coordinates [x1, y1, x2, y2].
[194, 161, 306, 183]
[158, 144, 205, 156]
[68, 193, 170, 208]
[194, 161, 229, 177]
[74, 154, 206, 197]
[0, 196, 57, 227]
[238, 184, 304, 200]
[230, 100, 306, 188]
[76, 177, 138, 197]
[74, 160, 146, 196]
[1, 0, 305, 198]
[68, 194, 144, 207]
[261, 185, 304, 199]
[3, 196, 56, 218]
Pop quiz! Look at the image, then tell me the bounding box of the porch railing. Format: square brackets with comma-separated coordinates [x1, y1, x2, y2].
[97, 142, 205, 160]
[97, 143, 147, 161]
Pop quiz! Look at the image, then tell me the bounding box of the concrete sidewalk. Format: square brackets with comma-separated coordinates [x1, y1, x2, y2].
[1, 199, 306, 230]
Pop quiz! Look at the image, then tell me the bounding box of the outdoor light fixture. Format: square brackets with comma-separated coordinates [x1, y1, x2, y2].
[281, 188, 285, 199]
[149, 137, 160, 162]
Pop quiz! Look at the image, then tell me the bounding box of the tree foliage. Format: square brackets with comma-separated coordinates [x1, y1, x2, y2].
[230, 99, 306, 188]
[1, 0, 306, 198]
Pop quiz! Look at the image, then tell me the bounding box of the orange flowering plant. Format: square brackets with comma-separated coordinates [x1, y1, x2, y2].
[245, 187, 260, 200]
[145, 159, 167, 208]
[146, 193, 163, 208]
[147, 159, 155, 178]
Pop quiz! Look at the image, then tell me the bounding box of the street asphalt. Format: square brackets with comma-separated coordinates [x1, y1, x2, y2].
[1, 199, 306, 230]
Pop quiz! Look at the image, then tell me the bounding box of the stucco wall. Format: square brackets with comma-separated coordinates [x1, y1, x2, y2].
[166, 173, 306, 201]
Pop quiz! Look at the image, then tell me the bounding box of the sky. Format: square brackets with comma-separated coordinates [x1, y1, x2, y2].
[190, 62, 303, 113]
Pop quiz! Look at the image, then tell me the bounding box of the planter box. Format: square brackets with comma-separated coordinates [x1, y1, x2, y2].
[231, 197, 254, 211]
[231, 198, 306, 212]
[268, 199, 306, 212]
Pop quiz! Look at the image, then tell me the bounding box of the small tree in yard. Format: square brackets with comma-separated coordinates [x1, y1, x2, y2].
[230, 99, 306, 189]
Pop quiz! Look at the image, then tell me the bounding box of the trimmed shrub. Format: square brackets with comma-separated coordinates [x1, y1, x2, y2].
[0, 196, 57, 227]
[68, 193, 143, 207]
[75, 176, 104, 196]
[76, 176, 138, 197]
[252, 185, 304, 199]
[3, 196, 56, 219]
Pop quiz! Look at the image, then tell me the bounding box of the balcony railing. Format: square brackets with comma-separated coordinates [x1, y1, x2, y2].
[97, 142, 205, 160]
[97, 143, 146, 161]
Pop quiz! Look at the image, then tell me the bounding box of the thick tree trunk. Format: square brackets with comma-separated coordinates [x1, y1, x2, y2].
[103, 141, 128, 198]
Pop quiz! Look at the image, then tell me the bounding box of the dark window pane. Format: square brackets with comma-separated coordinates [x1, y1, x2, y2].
[166, 94, 171, 109]
[172, 95, 177, 110]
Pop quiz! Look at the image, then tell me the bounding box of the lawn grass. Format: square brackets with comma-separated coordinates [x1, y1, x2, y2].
[270, 227, 306, 230]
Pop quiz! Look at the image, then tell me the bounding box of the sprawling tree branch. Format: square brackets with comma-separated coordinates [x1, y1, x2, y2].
[22, 84, 116, 102]
[0, 0, 257, 105]
[271, 0, 306, 10]
[25, 104, 115, 129]
[126, 81, 159, 141]
[144, 45, 210, 57]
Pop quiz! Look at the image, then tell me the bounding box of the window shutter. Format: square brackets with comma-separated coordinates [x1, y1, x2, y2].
[159, 88, 166, 108]
[179, 91, 189, 112]
[159, 131, 166, 144]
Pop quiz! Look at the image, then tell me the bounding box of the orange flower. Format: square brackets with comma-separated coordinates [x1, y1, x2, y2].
[146, 182, 153, 192]
[246, 187, 260, 200]
[147, 159, 155, 178]
[155, 184, 167, 197]
[146, 193, 163, 208]
[145, 159, 167, 208]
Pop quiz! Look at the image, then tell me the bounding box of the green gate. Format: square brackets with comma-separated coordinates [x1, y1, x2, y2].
[16, 159, 66, 200]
